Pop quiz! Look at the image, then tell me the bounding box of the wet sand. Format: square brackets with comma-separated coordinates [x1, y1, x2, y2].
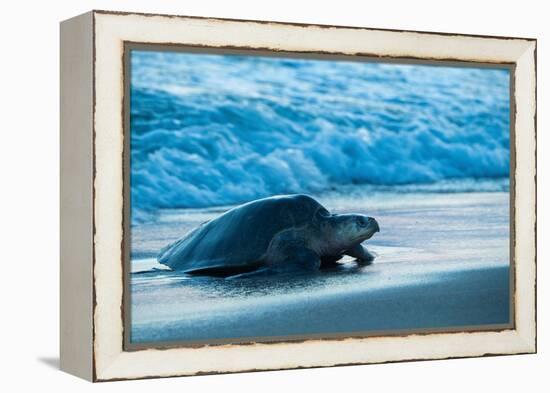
[129, 190, 510, 344]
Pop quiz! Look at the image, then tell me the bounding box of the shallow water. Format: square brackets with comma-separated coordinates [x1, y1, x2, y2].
[130, 189, 510, 344]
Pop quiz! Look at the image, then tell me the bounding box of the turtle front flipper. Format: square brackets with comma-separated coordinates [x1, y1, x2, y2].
[267, 241, 321, 273]
[227, 247, 320, 278]
[285, 247, 321, 272]
[346, 243, 376, 265]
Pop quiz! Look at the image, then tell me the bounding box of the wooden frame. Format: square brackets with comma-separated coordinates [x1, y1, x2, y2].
[60, 10, 537, 382]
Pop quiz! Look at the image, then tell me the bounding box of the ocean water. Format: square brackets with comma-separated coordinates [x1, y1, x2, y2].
[128, 51, 511, 344]
[130, 51, 510, 222]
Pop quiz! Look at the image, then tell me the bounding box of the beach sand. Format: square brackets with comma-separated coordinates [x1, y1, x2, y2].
[129, 190, 510, 344]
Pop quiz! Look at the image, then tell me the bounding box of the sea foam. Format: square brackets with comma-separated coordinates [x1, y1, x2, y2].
[130, 51, 510, 219]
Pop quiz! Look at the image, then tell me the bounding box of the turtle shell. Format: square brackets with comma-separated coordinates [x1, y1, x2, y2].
[157, 194, 328, 275]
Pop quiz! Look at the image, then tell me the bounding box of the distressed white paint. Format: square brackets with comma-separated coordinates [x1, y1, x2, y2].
[91, 11, 536, 381]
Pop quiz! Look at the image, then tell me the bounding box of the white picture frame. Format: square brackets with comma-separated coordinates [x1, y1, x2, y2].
[60, 10, 536, 381]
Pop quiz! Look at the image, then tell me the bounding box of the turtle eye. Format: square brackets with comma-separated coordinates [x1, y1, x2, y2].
[357, 216, 369, 227]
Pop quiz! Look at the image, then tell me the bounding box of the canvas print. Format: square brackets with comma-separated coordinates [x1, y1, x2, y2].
[127, 49, 511, 346]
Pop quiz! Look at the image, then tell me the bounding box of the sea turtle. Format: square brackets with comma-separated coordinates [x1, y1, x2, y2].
[157, 194, 380, 277]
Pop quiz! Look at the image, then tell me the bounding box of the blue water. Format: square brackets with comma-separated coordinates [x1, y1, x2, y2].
[130, 51, 510, 222]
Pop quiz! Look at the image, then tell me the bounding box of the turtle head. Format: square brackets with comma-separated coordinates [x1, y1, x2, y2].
[322, 213, 380, 249]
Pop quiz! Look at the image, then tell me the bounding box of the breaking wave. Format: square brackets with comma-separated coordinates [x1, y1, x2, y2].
[130, 51, 510, 219]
